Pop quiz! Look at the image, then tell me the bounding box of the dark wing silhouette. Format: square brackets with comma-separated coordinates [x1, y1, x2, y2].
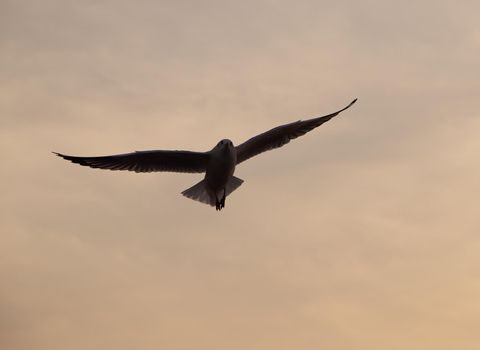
[54, 150, 209, 173]
[235, 99, 357, 164]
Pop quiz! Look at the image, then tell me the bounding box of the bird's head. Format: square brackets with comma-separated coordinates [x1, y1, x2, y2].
[213, 139, 234, 152]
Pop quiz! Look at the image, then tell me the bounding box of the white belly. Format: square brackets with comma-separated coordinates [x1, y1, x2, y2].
[205, 147, 236, 191]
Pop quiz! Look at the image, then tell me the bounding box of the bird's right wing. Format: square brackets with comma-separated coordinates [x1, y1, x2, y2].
[235, 99, 357, 164]
[54, 150, 210, 173]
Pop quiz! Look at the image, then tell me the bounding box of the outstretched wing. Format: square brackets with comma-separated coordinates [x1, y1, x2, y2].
[235, 99, 357, 164]
[54, 150, 209, 173]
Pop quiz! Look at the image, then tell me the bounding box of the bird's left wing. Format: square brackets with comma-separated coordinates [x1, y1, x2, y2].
[54, 150, 209, 173]
[235, 99, 357, 164]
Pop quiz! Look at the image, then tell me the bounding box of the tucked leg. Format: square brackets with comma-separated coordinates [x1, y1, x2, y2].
[220, 188, 226, 209]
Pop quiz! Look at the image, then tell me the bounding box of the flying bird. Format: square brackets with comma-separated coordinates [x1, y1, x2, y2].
[54, 99, 357, 210]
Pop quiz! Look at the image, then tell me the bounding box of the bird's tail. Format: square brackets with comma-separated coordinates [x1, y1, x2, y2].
[181, 176, 244, 207]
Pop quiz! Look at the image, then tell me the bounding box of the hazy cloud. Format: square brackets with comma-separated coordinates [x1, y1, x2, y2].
[1, 1, 480, 349]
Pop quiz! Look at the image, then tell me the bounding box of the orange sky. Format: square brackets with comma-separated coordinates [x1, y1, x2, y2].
[1, 1, 480, 349]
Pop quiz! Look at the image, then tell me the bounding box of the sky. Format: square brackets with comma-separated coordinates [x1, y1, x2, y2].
[1, 0, 480, 349]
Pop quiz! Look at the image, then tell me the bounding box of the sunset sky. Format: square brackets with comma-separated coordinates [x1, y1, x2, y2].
[1, 1, 480, 349]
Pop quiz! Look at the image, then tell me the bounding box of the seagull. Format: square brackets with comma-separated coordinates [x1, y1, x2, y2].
[54, 99, 357, 210]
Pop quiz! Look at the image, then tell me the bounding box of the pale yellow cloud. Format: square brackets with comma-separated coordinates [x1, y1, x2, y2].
[1, 0, 480, 349]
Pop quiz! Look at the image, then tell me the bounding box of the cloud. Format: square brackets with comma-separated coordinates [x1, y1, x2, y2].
[1, 0, 480, 349]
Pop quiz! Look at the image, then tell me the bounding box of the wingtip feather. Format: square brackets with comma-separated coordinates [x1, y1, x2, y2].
[338, 98, 358, 113]
[53, 152, 72, 161]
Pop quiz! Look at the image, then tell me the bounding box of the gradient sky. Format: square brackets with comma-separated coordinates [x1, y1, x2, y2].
[1, 1, 480, 349]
